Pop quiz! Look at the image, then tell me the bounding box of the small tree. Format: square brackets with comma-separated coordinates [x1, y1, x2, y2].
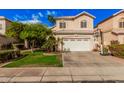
[19, 29, 30, 49]
[42, 35, 56, 52]
[19, 24, 37, 52]
[19, 23, 52, 52]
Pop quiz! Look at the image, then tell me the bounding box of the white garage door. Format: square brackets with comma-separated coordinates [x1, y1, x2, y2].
[63, 38, 92, 51]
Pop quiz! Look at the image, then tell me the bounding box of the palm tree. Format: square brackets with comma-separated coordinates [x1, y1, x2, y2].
[19, 24, 37, 52]
[19, 30, 29, 49]
[6, 22, 25, 40]
[47, 15, 56, 25]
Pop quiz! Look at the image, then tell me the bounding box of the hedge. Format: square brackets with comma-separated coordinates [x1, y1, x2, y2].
[0, 50, 21, 63]
[109, 44, 124, 58]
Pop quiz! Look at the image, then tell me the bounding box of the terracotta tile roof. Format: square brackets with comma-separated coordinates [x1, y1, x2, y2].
[56, 16, 75, 19]
[112, 30, 124, 35]
[53, 30, 94, 34]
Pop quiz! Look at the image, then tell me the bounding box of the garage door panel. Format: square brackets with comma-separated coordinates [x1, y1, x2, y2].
[63, 38, 92, 51]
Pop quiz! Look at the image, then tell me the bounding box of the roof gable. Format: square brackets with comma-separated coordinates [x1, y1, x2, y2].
[55, 11, 95, 20]
[0, 16, 12, 22]
[113, 10, 124, 16]
[75, 11, 96, 19]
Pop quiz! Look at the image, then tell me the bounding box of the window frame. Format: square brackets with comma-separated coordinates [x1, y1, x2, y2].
[119, 18, 124, 28]
[59, 22, 66, 28]
[81, 20, 87, 28]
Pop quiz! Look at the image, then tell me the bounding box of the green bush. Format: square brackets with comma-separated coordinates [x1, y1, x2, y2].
[0, 50, 21, 63]
[111, 40, 119, 45]
[109, 44, 124, 58]
[103, 47, 109, 55]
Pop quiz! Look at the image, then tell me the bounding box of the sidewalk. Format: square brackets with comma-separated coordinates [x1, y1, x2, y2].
[1, 67, 124, 83]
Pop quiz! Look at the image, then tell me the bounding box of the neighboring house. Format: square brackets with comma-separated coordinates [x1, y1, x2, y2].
[52, 11, 96, 51]
[95, 10, 124, 46]
[0, 16, 12, 35]
[0, 16, 15, 49]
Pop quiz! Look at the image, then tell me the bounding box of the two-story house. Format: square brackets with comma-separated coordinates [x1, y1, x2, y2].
[52, 11, 96, 51]
[95, 10, 124, 46]
[0, 16, 12, 35]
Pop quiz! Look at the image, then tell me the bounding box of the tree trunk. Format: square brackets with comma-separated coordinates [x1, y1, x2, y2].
[30, 47, 33, 53]
[32, 40, 35, 48]
[24, 39, 29, 49]
[30, 40, 35, 53]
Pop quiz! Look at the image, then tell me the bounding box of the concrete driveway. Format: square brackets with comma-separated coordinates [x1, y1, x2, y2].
[63, 52, 124, 67]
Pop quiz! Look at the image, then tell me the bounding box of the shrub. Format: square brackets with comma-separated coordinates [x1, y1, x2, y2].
[0, 44, 13, 50]
[103, 47, 109, 55]
[109, 44, 124, 58]
[0, 50, 21, 63]
[100, 47, 109, 56]
[111, 40, 119, 45]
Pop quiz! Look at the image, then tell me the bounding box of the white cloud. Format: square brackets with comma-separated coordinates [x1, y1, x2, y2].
[23, 15, 28, 19]
[13, 13, 43, 24]
[32, 14, 39, 20]
[52, 11, 56, 15]
[38, 12, 44, 17]
[47, 10, 51, 15]
[46, 10, 57, 16]
[13, 14, 28, 21]
[15, 14, 22, 19]
[13, 17, 18, 21]
[15, 14, 27, 19]
[20, 19, 41, 24]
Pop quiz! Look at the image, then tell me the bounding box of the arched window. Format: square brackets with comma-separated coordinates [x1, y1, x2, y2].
[59, 22, 66, 28]
[119, 18, 124, 28]
[81, 20, 87, 28]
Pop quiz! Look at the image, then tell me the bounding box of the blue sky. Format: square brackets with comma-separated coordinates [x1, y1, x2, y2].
[0, 9, 121, 27]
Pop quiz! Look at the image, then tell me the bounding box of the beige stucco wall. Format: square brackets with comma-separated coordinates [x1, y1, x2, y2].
[0, 19, 6, 35]
[53, 15, 94, 31]
[0, 19, 11, 35]
[97, 18, 113, 32]
[103, 32, 117, 45]
[118, 35, 124, 44]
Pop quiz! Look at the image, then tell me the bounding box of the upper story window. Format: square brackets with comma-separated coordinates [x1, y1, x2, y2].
[81, 20, 87, 28]
[119, 18, 124, 28]
[0, 24, 2, 30]
[59, 22, 66, 28]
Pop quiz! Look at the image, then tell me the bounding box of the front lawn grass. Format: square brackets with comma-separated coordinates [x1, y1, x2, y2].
[3, 50, 63, 67]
